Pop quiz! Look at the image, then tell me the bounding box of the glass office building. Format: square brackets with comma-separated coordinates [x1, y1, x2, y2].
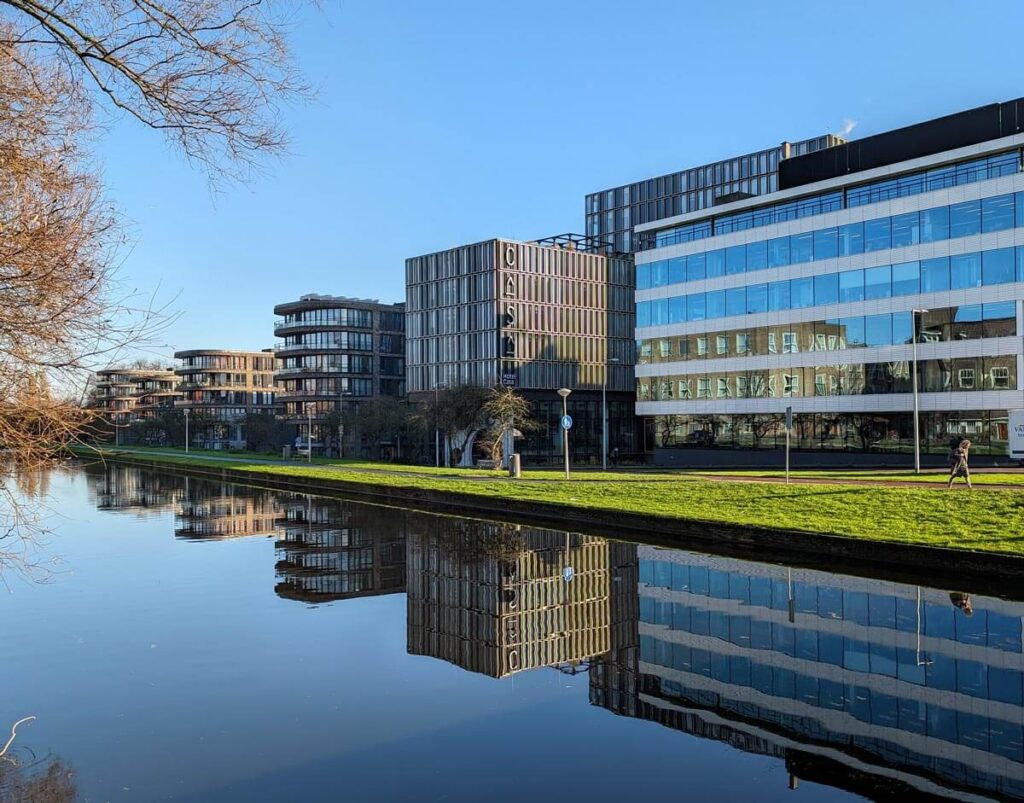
[586, 135, 844, 255]
[634, 99, 1024, 458]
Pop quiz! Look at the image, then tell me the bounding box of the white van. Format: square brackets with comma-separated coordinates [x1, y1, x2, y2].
[1009, 410, 1024, 464]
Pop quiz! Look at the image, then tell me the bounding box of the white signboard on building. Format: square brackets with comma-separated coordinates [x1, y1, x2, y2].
[1009, 410, 1024, 461]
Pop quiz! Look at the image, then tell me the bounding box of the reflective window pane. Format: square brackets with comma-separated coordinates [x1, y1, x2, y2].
[983, 301, 1016, 338]
[637, 263, 651, 290]
[637, 301, 651, 327]
[747, 283, 768, 314]
[1018, 192, 1024, 229]
[668, 296, 686, 324]
[746, 241, 768, 272]
[813, 227, 839, 260]
[651, 260, 668, 287]
[864, 218, 892, 252]
[841, 316, 866, 347]
[686, 253, 706, 282]
[865, 314, 893, 347]
[726, 287, 745, 317]
[839, 269, 864, 302]
[791, 232, 814, 264]
[768, 281, 790, 312]
[950, 200, 981, 238]
[981, 193, 1015, 233]
[791, 277, 814, 309]
[920, 206, 950, 243]
[892, 311, 912, 345]
[891, 261, 920, 296]
[891, 212, 920, 248]
[814, 273, 839, 305]
[767, 237, 790, 268]
[651, 298, 668, 325]
[726, 245, 746, 275]
[667, 257, 685, 285]
[921, 257, 950, 293]
[951, 252, 982, 289]
[864, 265, 892, 300]
[707, 249, 726, 278]
[688, 293, 706, 321]
[706, 290, 726, 319]
[982, 247, 1015, 285]
[839, 222, 864, 256]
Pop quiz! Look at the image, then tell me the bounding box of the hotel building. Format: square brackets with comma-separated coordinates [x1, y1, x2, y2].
[586, 135, 845, 255]
[173, 349, 278, 450]
[634, 98, 1024, 459]
[405, 235, 637, 462]
[590, 545, 1024, 801]
[273, 295, 405, 454]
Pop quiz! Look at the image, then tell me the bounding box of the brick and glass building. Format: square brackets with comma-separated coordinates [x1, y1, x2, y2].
[634, 98, 1024, 460]
[586, 135, 845, 255]
[405, 235, 637, 462]
[92, 367, 179, 427]
[272, 295, 406, 455]
[173, 349, 278, 450]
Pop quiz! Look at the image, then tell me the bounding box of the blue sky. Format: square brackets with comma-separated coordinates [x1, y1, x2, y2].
[96, 0, 1024, 357]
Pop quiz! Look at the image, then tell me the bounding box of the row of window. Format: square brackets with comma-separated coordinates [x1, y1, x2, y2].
[637, 248, 1024, 328]
[649, 150, 1021, 248]
[277, 308, 375, 329]
[637, 356, 1018, 401]
[640, 637, 1024, 762]
[177, 355, 272, 371]
[648, 410, 1012, 453]
[637, 304, 1016, 363]
[641, 597, 1023, 705]
[280, 378, 376, 396]
[277, 332, 375, 352]
[180, 391, 275, 406]
[640, 191, 1024, 290]
[639, 561, 1023, 652]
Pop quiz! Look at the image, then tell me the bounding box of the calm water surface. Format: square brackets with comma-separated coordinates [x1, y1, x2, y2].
[2, 462, 1022, 802]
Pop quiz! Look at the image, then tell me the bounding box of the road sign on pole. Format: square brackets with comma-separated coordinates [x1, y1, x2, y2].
[562, 566, 575, 583]
[561, 414, 573, 431]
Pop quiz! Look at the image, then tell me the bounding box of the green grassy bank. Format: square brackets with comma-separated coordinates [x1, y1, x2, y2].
[74, 446, 1024, 556]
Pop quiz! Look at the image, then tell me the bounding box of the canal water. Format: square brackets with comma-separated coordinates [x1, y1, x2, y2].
[2, 462, 1022, 802]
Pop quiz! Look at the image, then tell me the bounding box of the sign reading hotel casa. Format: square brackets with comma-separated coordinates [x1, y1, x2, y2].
[501, 372, 517, 387]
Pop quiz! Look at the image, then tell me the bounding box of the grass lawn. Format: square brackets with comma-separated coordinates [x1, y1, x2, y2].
[689, 469, 1024, 486]
[75, 446, 1024, 555]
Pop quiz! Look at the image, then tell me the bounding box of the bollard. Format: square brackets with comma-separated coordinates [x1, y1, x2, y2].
[509, 453, 522, 479]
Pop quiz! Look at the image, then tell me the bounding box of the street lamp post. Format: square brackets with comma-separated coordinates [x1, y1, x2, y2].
[306, 403, 313, 464]
[602, 357, 620, 471]
[911, 309, 929, 474]
[183, 408, 190, 453]
[557, 387, 572, 480]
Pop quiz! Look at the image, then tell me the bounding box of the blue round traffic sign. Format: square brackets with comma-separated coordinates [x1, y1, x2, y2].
[561, 415, 573, 430]
[562, 566, 575, 582]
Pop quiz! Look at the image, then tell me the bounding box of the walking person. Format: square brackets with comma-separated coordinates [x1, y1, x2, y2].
[947, 437, 973, 489]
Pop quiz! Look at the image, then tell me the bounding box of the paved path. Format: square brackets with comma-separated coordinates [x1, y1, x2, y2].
[86, 447, 1023, 490]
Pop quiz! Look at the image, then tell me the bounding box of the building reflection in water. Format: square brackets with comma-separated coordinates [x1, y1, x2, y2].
[77, 462, 1024, 800]
[174, 477, 281, 540]
[84, 462, 183, 516]
[406, 521, 636, 678]
[273, 495, 406, 604]
[591, 546, 1024, 801]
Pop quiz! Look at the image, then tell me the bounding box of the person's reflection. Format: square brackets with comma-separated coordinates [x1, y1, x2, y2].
[949, 591, 973, 616]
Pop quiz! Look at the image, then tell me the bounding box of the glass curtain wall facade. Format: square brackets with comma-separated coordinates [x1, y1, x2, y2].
[173, 349, 279, 449]
[586, 135, 843, 254]
[273, 295, 406, 454]
[635, 134, 1024, 459]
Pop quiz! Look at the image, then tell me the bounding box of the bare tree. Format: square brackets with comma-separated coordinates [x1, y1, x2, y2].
[0, 0, 304, 564]
[0, 0, 307, 180]
[480, 385, 535, 466]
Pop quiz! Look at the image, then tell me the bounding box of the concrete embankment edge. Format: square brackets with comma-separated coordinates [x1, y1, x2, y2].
[83, 453, 1024, 589]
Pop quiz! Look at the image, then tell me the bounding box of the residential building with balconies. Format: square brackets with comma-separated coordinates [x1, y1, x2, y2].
[173, 349, 278, 450]
[92, 368, 179, 428]
[272, 295, 405, 455]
